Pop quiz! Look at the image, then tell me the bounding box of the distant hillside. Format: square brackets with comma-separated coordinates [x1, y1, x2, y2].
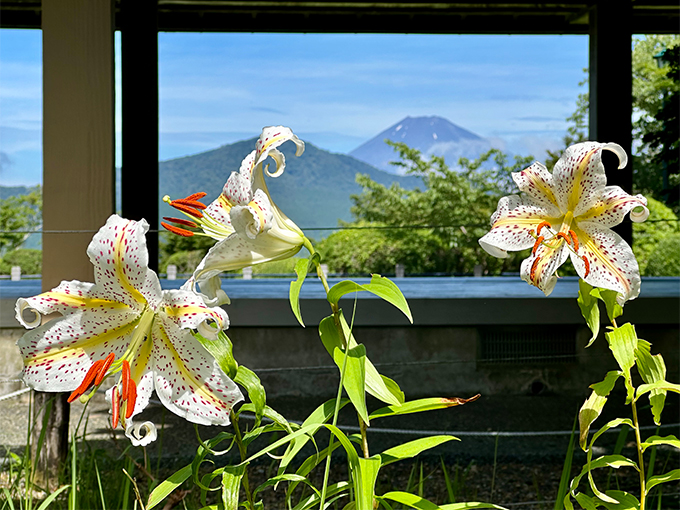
[0, 185, 36, 200]
[160, 139, 421, 235]
[349, 116, 492, 173]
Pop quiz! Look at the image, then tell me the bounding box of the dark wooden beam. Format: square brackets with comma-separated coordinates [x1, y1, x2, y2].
[589, 0, 634, 245]
[120, 0, 159, 269]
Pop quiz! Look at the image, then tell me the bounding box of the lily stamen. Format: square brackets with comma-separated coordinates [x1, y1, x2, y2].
[532, 236, 545, 256]
[582, 256, 590, 278]
[163, 217, 198, 228]
[111, 386, 120, 428]
[168, 201, 203, 218]
[185, 192, 207, 201]
[161, 222, 195, 237]
[530, 257, 541, 283]
[94, 352, 115, 386]
[125, 380, 138, 419]
[68, 358, 104, 403]
[171, 198, 207, 210]
[555, 232, 571, 245]
[569, 230, 579, 252]
[121, 359, 131, 400]
[536, 221, 551, 236]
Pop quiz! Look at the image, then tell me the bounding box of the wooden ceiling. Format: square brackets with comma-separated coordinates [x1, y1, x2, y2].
[2, 0, 679, 34]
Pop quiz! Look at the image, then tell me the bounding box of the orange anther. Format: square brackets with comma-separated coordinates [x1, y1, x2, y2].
[162, 216, 198, 228]
[555, 232, 571, 245]
[569, 230, 579, 252]
[94, 353, 115, 386]
[169, 202, 203, 219]
[582, 256, 590, 278]
[161, 222, 195, 237]
[111, 386, 120, 429]
[536, 221, 551, 236]
[530, 257, 541, 283]
[121, 360, 130, 401]
[172, 198, 207, 210]
[185, 192, 207, 201]
[532, 236, 544, 256]
[68, 359, 104, 403]
[125, 380, 137, 419]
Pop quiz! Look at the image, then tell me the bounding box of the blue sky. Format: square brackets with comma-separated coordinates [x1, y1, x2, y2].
[1, 29, 588, 186]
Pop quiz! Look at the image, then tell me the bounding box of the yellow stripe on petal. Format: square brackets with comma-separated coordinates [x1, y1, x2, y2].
[40, 291, 131, 312]
[25, 318, 139, 366]
[113, 223, 148, 305]
[155, 325, 228, 411]
[567, 147, 598, 211]
[574, 225, 632, 297]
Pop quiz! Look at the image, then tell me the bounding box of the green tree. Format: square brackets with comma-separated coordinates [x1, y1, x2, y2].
[632, 197, 680, 274]
[0, 186, 42, 254]
[0, 248, 42, 275]
[319, 143, 533, 276]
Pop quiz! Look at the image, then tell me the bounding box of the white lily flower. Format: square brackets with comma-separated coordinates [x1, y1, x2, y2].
[479, 142, 649, 305]
[15, 215, 243, 442]
[163, 126, 307, 305]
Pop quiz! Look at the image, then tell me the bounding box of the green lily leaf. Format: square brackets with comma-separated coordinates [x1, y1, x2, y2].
[635, 339, 668, 425]
[318, 315, 370, 424]
[599, 490, 639, 510]
[221, 464, 246, 510]
[327, 274, 413, 323]
[380, 492, 506, 510]
[577, 279, 600, 347]
[146, 464, 192, 510]
[605, 324, 638, 403]
[646, 469, 680, 492]
[590, 287, 623, 323]
[253, 473, 309, 500]
[234, 365, 266, 426]
[195, 330, 238, 379]
[278, 397, 350, 475]
[356, 455, 382, 510]
[289, 253, 320, 327]
[369, 395, 480, 421]
[379, 436, 459, 467]
[291, 481, 351, 510]
[579, 371, 621, 449]
[641, 434, 680, 452]
[636, 380, 680, 401]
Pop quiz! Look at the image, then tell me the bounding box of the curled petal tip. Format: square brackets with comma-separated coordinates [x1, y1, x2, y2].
[602, 142, 628, 170]
[197, 317, 224, 340]
[15, 298, 41, 328]
[630, 202, 650, 223]
[125, 421, 157, 447]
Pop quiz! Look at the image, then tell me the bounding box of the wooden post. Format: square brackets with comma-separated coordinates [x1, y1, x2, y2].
[41, 0, 115, 488]
[121, 0, 159, 270]
[589, 0, 633, 244]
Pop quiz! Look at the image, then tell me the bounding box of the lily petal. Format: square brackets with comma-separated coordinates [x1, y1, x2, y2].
[17, 310, 138, 392]
[224, 170, 253, 206]
[152, 319, 243, 426]
[520, 241, 570, 296]
[572, 222, 641, 304]
[89, 216, 162, 310]
[230, 189, 274, 240]
[478, 195, 555, 257]
[160, 288, 229, 340]
[511, 162, 562, 216]
[554, 142, 626, 214]
[254, 126, 305, 178]
[576, 186, 649, 227]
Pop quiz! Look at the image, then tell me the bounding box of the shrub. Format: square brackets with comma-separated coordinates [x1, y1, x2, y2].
[644, 233, 680, 276]
[0, 248, 42, 275]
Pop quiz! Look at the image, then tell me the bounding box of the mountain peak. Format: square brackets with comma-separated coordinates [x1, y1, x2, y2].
[349, 115, 491, 173]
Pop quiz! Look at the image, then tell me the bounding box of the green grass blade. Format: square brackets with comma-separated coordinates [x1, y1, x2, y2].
[554, 413, 577, 510]
[36, 485, 70, 510]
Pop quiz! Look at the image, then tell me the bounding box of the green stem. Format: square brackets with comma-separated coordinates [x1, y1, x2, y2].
[319, 326, 351, 509]
[631, 397, 647, 510]
[231, 412, 255, 510]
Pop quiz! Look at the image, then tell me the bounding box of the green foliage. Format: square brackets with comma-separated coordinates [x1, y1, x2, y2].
[644, 233, 680, 276]
[632, 197, 680, 274]
[319, 143, 532, 276]
[633, 36, 680, 210]
[0, 248, 42, 275]
[0, 186, 42, 254]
